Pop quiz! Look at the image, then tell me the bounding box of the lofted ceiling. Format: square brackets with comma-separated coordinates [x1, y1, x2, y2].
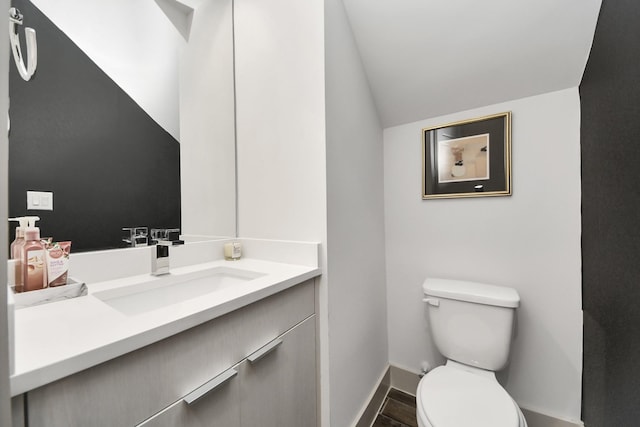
[340, 0, 602, 128]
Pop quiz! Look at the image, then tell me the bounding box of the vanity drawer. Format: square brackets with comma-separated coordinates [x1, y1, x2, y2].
[137, 363, 242, 427]
[26, 280, 315, 427]
[137, 315, 316, 427]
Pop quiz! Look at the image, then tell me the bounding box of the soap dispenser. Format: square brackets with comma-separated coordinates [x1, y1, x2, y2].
[21, 221, 47, 292]
[9, 216, 39, 292]
[8, 216, 37, 259]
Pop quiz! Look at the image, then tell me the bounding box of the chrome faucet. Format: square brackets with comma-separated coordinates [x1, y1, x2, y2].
[150, 229, 185, 276]
[151, 241, 171, 276]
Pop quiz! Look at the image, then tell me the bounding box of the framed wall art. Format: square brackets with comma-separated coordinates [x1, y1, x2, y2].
[422, 112, 511, 199]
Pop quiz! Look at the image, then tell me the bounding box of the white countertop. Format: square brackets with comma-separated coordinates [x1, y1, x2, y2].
[10, 257, 320, 396]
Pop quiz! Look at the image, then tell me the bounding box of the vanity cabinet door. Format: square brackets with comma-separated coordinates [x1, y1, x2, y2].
[137, 365, 241, 427]
[11, 395, 25, 427]
[239, 315, 317, 427]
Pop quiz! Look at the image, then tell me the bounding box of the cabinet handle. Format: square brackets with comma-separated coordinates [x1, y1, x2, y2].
[247, 338, 283, 364]
[183, 367, 237, 405]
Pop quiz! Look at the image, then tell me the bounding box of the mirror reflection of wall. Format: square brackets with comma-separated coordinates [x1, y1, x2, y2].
[8, 0, 236, 252]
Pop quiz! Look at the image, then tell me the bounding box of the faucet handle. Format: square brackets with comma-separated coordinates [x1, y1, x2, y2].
[150, 228, 184, 245]
[122, 227, 148, 247]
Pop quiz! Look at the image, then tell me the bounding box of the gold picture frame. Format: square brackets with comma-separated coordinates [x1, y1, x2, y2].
[422, 112, 511, 199]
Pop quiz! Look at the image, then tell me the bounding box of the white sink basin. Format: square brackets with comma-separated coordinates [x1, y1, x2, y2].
[93, 266, 265, 316]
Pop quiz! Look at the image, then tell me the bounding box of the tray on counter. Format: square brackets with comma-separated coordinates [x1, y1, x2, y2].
[11, 277, 87, 309]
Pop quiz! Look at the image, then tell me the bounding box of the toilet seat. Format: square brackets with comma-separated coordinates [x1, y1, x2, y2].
[417, 365, 521, 427]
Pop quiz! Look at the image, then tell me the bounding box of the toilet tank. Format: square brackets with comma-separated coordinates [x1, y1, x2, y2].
[423, 278, 520, 371]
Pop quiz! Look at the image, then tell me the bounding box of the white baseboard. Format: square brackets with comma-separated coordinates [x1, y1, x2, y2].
[389, 364, 419, 396]
[520, 406, 584, 427]
[377, 365, 584, 427]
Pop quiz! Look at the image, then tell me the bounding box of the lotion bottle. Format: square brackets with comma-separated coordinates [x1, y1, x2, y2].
[9, 216, 39, 292]
[11, 216, 39, 258]
[21, 225, 47, 292]
[9, 217, 27, 259]
[9, 217, 26, 292]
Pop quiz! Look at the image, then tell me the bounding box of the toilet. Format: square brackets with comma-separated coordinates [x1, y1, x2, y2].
[417, 278, 528, 427]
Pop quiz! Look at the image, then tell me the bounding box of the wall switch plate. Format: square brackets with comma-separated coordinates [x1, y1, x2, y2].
[27, 191, 54, 211]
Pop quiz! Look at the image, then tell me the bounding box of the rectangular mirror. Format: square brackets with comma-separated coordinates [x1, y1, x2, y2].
[8, 0, 236, 252]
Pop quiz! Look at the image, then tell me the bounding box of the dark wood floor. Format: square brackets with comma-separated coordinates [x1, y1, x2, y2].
[372, 388, 418, 427]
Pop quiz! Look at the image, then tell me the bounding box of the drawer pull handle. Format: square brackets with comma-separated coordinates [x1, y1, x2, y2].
[183, 367, 237, 405]
[247, 338, 283, 364]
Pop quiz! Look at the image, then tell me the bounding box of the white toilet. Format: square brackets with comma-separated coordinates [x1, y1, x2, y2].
[417, 278, 528, 427]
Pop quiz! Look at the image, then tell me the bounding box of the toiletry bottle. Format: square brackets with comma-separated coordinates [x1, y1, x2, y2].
[9, 217, 24, 259]
[9, 217, 26, 292]
[9, 216, 31, 259]
[21, 225, 47, 292]
[9, 217, 39, 292]
[13, 216, 40, 258]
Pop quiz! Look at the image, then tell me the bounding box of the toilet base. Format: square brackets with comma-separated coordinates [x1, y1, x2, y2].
[416, 364, 528, 427]
[418, 404, 527, 427]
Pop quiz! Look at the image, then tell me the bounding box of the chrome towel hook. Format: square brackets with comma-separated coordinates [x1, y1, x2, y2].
[9, 7, 37, 81]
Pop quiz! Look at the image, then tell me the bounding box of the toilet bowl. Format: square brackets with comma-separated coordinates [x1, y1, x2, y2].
[416, 362, 527, 427]
[418, 278, 527, 427]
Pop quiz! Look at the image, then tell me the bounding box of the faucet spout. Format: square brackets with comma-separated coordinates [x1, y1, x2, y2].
[151, 241, 171, 276]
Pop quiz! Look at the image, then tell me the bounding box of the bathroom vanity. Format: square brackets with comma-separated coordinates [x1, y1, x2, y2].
[9, 240, 320, 427]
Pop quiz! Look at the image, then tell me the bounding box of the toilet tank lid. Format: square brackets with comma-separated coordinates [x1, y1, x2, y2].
[423, 278, 520, 308]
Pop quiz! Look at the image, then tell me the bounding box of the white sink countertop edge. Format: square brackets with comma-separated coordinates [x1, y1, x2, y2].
[10, 258, 321, 396]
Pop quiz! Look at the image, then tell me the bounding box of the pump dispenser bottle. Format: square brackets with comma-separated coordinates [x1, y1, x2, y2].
[21, 222, 47, 292]
[9, 216, 39, 292]
[10, 217, 24, 259]
[9, 216, 39, 258]
[9, 217, 27, 292]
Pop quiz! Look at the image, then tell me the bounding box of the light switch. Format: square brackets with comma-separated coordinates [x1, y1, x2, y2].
[27, 191, 54, 211]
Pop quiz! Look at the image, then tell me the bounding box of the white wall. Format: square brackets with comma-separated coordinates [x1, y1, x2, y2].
[325, 0, 388, 426]
[234, 0, 326, 243]
[31, 0, 181, 140]
[179, 0, 236, 238]
[233, 0, 329, 420]
[384, 88, 582, 420]
[235, 1, 389, 426]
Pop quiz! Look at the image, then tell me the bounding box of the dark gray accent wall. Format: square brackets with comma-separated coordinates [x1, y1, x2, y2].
[8, 0, 181, 252]
[580, 1, 640, 425]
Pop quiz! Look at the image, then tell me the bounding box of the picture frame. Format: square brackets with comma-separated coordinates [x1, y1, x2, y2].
[422, 112, 511, 199]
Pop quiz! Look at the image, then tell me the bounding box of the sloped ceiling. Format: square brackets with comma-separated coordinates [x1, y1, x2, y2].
[341, 0, 602, 127]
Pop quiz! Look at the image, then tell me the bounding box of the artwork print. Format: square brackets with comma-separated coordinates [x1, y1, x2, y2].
[422, 112, 511, 199]
[437, 134, 489, 183]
